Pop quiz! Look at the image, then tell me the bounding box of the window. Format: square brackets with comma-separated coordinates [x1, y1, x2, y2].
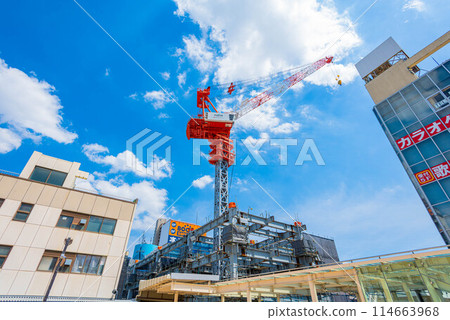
[428, 66, 450, 90]
[0, 198, 4, 208]
[87, 216, 116, 235]
[0, 245, 12, 268]
[86, 216, 103, 233]
[73, 254, 106, 275]
[415, 76, 439, 98]
[402, 146, 423, 166]
[29, 166, 67, 186]
[37, 251, 78, 273]
[56, 211, 89, 231]
[13, 203, 34, 222]
[422, 182, 448, 205]
[416, 139, 440, 159]
[56, 212, 116, 235]
[375, 101, 394, 121]
[100, 219, 116, 235]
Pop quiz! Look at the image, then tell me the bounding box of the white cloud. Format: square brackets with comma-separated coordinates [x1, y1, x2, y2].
[235, 100, 300, 134]
[192, 175, 214, 189]
[181, 35, 215, 72]
[177, 71, 187, 87]
[158, 112, 170, 119]
[75, 175, 170, 231]
[0, 128, 22, 153]
[160, 71, 171, 80]
[143, 90, 172, 109]
[129, 93, 138, 100]
[270, 122, 300, 134]
[174, 0, 361, 85]
[82, 143, 173, 180]
[0, 58, 77, 152]
[402, 0, 426, 12]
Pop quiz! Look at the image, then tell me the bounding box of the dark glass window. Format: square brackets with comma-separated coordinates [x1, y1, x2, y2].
[86, 216, 102, 233]
[0, 198, 4, 208]
[410, 99, 434, 120]
[100, 218, 116, 235]
[29, 166, 67, 186]
[397, 107, 418, 127]
[13, 203, 34, 222]
[411, 161, 428, 174]
[428, 92, 449, 110]
[385, 116, 403, 133]
[86, 256, 101, 274]
[401, 85, 422, 106]
[433, 131, 450, 153]
[375, 101, 394, 121]
[406, 122, 424, 134]
[392, 129, 408, 141]
[426, 155, 446, 167]
[29, 167, 51, 183]
[56, 211, 89, 231]
[47, 171, 67, 186]
[415, 76, 439, 98]
[416, 139, 440, 159]
[402, 146, 423, 165]
[422, 182, 448, 205]
[444, 151, 450, 162]
[439, 177, 450, 200]
[428, 66, 450, 90]
[56, 215, 74, 229]
[420, 113, 439, 127]
[0, 245, 12, 268]
[389, 93, 408, 113]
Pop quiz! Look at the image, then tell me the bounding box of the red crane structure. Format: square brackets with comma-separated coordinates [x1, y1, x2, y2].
[186, 56, 333, 275]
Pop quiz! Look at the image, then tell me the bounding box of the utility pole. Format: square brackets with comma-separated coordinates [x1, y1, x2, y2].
[43, 237, 73, 302]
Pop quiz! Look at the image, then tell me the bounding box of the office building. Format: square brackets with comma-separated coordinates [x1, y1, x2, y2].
[0, 151, 137, 301]
[356, 32, 450, 244]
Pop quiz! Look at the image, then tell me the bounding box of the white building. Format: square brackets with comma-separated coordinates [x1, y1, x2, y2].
[0, 151, 136, 301]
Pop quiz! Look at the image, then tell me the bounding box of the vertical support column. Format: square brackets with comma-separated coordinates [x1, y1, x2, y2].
[276, 294, 280, 302]
[213, 160, 228, 278]
[308, 276, 318, 302]
[380, 279, 393, 302]
[174, 292, 179, 302]
[353, 271, 366, 302]
[401, 283, 414, 302]
[247, 287, 251, 302]
[420, 273, 443, 302]
[221, 294, 225, 302]
[258, 294, 262, 302]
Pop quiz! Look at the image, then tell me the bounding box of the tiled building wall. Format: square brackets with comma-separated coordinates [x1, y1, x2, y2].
[0, 174, 135, 299]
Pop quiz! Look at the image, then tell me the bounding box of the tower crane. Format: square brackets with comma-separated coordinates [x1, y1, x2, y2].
[186, 56, 334, 276]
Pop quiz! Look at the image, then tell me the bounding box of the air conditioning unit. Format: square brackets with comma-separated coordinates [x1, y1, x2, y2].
[79, 219, 87, 225]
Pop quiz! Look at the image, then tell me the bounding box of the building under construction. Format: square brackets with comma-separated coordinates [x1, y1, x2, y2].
[124, 206, 339, 299]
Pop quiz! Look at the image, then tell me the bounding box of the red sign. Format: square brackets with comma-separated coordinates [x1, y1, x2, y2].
[440, 114, 450, 128]
[425, 120, 445, 137]
[396, 135, 413, 150]
[415, 169, 436, 185]
[395, 115, 449, 151]
[431, 162, 450, 179]
[410, 128, 430, 144]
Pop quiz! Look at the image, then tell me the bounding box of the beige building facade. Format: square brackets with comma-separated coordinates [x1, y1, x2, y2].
[0, 151, 137, 301]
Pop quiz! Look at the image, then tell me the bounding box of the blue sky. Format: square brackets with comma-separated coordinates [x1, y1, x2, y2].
[0, 0, 449, 260]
